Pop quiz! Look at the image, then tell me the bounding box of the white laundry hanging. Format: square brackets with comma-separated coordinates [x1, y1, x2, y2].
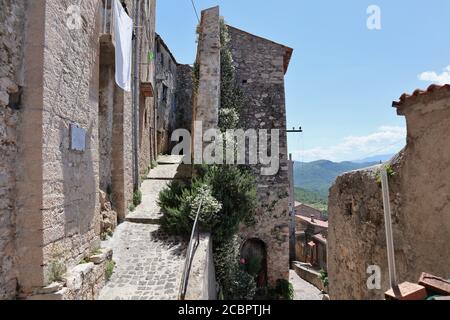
[113, 0, 133, 92]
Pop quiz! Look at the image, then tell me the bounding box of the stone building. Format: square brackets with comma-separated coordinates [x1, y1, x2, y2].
[328, 84, 450, 300]
[295, 215, 328, 270]
[193, 7, 293, 286]
[155, 34, 178, 154]
[0, 0, 159, 299]
[228, 25, 293, 286]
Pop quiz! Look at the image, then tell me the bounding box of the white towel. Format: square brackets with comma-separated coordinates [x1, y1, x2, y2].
[113, 0, 133, 92]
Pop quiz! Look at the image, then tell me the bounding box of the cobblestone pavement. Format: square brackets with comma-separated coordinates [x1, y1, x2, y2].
[99, 223, 187, 300]
[99, 156, 188, 300]
[289, 270, 324, 300]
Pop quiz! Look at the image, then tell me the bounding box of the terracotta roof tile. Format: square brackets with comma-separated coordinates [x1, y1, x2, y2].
[393, 84, 450, 108]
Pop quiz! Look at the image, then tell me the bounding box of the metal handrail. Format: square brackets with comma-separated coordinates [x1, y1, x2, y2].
[179, 198, 203, 300]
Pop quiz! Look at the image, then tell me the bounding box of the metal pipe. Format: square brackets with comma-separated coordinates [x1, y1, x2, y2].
[381, 168, 398, 288]
[179, 198, 203, 300]
[132, 0, 141, 191]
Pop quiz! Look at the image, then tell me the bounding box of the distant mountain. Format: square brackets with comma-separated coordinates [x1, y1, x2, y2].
[293, 160, 378, 210]
[353, 154, 394, 164]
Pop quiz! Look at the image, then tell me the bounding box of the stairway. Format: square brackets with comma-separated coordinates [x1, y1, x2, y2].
[99, 156, 191, 300]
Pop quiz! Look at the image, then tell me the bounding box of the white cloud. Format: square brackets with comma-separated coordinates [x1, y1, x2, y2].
[293, 126, 406, 162]
[418, 65, 450, 85]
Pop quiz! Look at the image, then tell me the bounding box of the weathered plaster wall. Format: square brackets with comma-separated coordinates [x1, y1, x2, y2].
[228, 26, 291, 285]
[0, 0, 26, 300]
[328, 87, 450, 300]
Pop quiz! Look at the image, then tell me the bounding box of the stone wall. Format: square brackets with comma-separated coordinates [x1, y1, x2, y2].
[175, 64, 194, 132]
[192, 6, 220, 148]
[0, 0, 158, 298]
[227, 25, 292, 285]
[27, 248, 113, 300]
[138, 0, 156, 177]
[0, 0, 26, 300]
[155, 34, 177, 155]
[328, 85, 450, 300]
[13, 0, 104, 295]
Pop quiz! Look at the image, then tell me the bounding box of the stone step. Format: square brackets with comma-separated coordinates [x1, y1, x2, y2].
[125, 215, 161, 225]
[146, 163, 192, 180]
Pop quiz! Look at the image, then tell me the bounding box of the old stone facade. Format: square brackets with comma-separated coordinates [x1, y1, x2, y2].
[328, 85, 450, 300]
[155, 34, 177, 154]
[0, 0, 26, 300]
[193, 6, 293, 286]
[228, 26, 293, 286]
[192, 6, 220, 148]
[0, 0, 159, 299]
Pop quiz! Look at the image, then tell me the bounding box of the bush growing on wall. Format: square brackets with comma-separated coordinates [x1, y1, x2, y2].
[158, 180, 222, 236]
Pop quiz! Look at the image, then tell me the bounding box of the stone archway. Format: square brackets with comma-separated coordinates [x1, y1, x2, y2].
[240, 239, 268, 288]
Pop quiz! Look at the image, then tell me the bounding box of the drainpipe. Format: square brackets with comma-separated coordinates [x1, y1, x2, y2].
[132, 0, 141, 191]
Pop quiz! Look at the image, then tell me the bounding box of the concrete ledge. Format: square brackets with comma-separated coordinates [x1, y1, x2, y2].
[292, 262, 327, 293]
[185, 233, 217, 300]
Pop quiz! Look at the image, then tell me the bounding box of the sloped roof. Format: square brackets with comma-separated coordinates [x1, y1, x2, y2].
[296, 215, 328, 229]
[226, 25, 294, 74]
[392, 84, 450, 110]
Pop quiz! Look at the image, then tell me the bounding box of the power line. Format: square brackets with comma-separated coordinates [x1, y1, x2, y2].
[190, 0, 200, 22]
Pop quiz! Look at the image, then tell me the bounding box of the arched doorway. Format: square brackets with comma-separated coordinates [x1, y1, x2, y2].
[240, 239, 268, 288]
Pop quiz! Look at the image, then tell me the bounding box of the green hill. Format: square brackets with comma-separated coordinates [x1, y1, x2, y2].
[293, 160, 377, 211]
[294, 187, 328, 212]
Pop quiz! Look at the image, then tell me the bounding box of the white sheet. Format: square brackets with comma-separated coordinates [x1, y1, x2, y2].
[113, 0, 133, 92]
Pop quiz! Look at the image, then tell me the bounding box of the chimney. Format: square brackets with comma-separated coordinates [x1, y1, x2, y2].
[311, 215, 315, 223]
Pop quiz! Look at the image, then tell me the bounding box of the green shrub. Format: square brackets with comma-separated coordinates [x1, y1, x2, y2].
[159, 180, 222, 236]
[151, 160, 158, 169]
[214, 238, 256, 300]
[264, 279, 294, 300]
[128, 204, 136, 212]
[133, 189, 142, 206]
[319, 269, 329, 288]
[47, 259, 66, 283]
[224, 268, 257, 300]
[105, 260, 116, 281]
[199, 165, 257, 242]
[219, 18, 244, 131]
[376, 164, 396, 185]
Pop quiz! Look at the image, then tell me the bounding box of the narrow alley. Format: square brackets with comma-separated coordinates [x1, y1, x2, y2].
[99, 156, 191, 300]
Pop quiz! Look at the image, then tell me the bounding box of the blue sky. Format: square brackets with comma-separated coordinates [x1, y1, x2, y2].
[156, 0, 450, 162]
